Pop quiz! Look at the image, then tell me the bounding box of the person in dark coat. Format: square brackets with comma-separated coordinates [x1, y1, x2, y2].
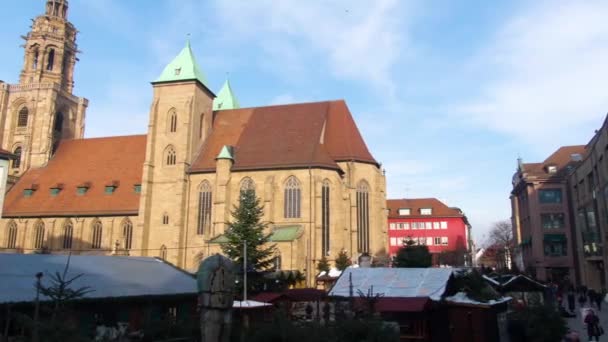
[579, 292, 588, 307]
[584, 309, 603, 341]
[568, 289, 576, 313]
[595, 289, 604, 311]
[589, 289, 598, 308]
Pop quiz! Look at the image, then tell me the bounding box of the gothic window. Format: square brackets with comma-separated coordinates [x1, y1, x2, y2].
[162, 213, 169, 225]
[62, 220, 73, 249]
[284, 176, 301, 218]
[32, 49, 39, 70]
[6, 221, 17, 249]
[160, 245, 167, 260]
[46, 49, 55, 71]
[274, 254, 282, 271]
[91, 220, 103, 249]
[52, 111, 64, 154]
[17, 107, 28, 127]
[165, 146, 176, 165]
[322, 179, 330, 256]
[356, 180, 370, 253]
[33, 221, 45, 250]
[168, 111, 177, 133]
[12, 147, 22, 169]
[198, 181, 212, 235]
[122, 218, 133, 250]
[240, 177, 256, 197]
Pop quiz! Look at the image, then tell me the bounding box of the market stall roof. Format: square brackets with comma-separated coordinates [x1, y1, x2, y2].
[0, 254, 197, 304]
[329, 268, 453, 301]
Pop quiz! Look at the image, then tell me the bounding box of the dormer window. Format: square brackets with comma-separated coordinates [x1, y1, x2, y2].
[23, 184, 39, 197]
[420, 208, 432, 215]
[76, 182, 91, 195]
[49, 184, 63, 196]
[105, 181, 119, 194]
[174, 67, 181, 76]
[398, 208, 411, 216]
[547, 165, 557, 174]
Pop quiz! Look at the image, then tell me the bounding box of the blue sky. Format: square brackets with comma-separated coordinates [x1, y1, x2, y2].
[2, 1, 608, 244]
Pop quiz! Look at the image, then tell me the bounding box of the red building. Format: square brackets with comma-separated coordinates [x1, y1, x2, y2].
[387, 198, 471, 265]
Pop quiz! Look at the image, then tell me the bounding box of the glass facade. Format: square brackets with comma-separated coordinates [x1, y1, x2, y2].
[539, 189, 562, 204]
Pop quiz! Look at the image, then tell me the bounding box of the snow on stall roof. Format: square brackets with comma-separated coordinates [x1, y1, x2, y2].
[0, 254, 197, 304]
[233, 300, 272, 309]
[328, 268, 454, 300]
[482, 275, 501, 286]
[445, 292, 511, 306]
[318, 267, 345, 278]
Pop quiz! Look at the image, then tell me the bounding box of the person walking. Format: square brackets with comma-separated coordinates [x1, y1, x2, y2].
[590, 289, 598, 309]
[595, 290, 604, 312]
[584, 309, 603, 341]
[580, 291, 589, 307]
[568, 289, 576, 313]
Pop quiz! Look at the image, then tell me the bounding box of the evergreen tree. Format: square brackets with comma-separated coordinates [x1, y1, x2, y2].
[317, 256, 331, 273]
[221, 190, 276, 273]
[392, 239, 432, 268]
[335, 250, 352, 271]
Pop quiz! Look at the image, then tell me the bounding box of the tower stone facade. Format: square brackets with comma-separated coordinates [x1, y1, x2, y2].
[0, 0, 87, 179]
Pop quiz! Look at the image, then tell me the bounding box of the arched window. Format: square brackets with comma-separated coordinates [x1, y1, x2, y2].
[162, 213, 169, 225]
[33, 221, 45, 249]
[52, 111, 64, 154]
[91, 220, 103, 249]
[165, 146, 176, 165]
[356, 181, 370, 253]
[284, 176, 301, 218]
[198, 181, 212, 235]
[160, 245, 167, 260]
[6, 221, 17, 249]
[322, 179, 330, 256]
[12, 147, 22, 169]
[32, 49, 39, 70]
[168, 111, 177, 133]
[46, 48, 55, 71]
[199, 113, 205, 138]
[62, 220, 73, 249]
[17, 107, 28, 127]
[274, 253, 282, 271]
[122, 218, 133, 250]
[240, 177, 256, 197]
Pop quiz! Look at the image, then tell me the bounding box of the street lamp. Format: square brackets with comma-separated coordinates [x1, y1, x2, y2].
[33, 272, 43, 342]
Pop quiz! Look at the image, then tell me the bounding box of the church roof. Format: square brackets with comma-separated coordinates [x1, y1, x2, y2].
[3, 135, 146, 217]
[191, 100, 377, 173]
[153, 40, 209, 87]
[213, 79, 240, 111]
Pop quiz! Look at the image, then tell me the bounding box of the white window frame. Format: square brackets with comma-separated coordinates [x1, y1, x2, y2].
[425, 222, 432, 230]
[440, 221, 448, 229]
[398, 208, 411, 216]
[426, 237, 433, 245]
[389, 223, 396, 230]
[433, 222, 440, 229]
[420, 208, 432, 215]
[441, 237, 448, 245]
[434, 237, 441, 245]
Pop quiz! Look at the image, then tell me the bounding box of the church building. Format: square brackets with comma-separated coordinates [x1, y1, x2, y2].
[0, 1, 387, 283]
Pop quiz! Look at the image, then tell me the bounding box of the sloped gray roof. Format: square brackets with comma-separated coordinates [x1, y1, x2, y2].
[0, 254, 197, 304]
[328, 267, 454, 300]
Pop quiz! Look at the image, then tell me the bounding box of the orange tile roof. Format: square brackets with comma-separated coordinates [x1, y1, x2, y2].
[4, 99, 378, 216]
[521, 145, 586, 179]
[191, 100, 377, 172]
[387, 198, 463, 219]
[3, 135, 146, 217]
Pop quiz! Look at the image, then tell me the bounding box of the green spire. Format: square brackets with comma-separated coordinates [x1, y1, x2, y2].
[154, 40, 208, 86]
[213, 79, 240, 111]
[216, 145, 234, 160]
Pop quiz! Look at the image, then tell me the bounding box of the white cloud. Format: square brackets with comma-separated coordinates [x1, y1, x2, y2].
[458, 1, 608, 149]
[211, 0, 411, 95]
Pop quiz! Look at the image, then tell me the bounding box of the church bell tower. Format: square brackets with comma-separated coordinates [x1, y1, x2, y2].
[0, 0, 88, 177]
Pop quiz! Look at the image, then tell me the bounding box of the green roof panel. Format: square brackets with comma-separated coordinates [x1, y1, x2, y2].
[213, 79, 240, 111]
[269, 225, 303, 242]
[154, 40, 208, 87]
